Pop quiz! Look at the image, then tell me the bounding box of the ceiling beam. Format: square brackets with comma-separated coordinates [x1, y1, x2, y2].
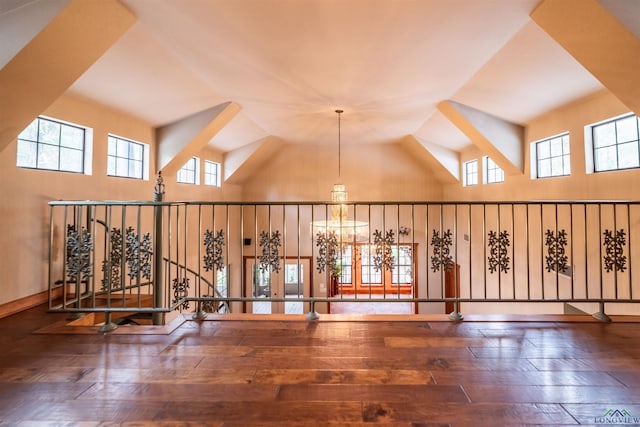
[0, 0, 135, 153]
[156, 102, 241, 176]
[224, 136, 284, 184]
[401, 135, 459, 184]
[531, 0, 640, 115]
[438, 100, 524, 175]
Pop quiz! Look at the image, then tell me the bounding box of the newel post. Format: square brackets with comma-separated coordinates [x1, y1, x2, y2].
[152, 171, 165, 325]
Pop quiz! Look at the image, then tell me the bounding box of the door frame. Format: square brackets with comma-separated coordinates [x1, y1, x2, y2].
[335, 243, 418, 295]
[243, 256, 313, 313]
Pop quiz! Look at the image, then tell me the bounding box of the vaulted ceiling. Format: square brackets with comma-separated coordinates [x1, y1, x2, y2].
[2, 0, 639, 183]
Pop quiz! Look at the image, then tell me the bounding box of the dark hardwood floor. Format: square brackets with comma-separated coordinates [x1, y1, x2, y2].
[0, 305, 639, 426]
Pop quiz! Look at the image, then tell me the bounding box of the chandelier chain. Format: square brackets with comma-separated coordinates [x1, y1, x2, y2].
[336, 109, 343, 180]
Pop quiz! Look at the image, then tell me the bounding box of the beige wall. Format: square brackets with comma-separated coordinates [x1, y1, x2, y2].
[243, 90, 640, 205]
[438, 90, 640, 315]
[242, 142, 444, 202]
[0, 93, 241, 305]
[2, 87, 640, 312]
[445, 91, 640, 201]
[164, 145, 242, 202]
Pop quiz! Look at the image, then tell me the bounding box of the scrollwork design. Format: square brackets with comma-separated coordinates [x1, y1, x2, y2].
[545, 229, 568, 273]
[66, 225, 93, 281]
[172, 277, 190, 310]
[316, 231, 339, 276]
[101, 227, 152, 291]
[373, 229, 395, 272]
[603, 229, 627, 273]
[101, 227, 122, 291]
[430, 229, 453, 272]
[203, 229, 225, 272]
[201, 295, 227, 313]
[259, 230, 281, 273]
[125, 227, 152, 280]
[488, 230, 510, 274]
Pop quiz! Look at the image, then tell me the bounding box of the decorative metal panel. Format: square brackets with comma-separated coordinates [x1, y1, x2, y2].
[101, 227, 152, 291]
[373, 229, 395, 272]
[488, 230, 510, 274]
[430, 229, 453, 272]
[172, 277, 190, 310]
[603, 229, 627, 273]
[101, 227, 122, 291]
[201, 296, 215, 313]
[125, 227, 152, 280]
[545, 229, 569, 273]
[201, 295, 227, 313]
[66, 225, 93, 281]
[315, 230, 339, 276]
[203, 229, 225, 272]
[259, 230, 281, 273]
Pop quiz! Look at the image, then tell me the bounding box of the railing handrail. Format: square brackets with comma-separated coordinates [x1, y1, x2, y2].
[49, 199, 640, 207]
[52, 212, 228, 314]
[49, 198, 640, 328]
[164, 257, 230, 312]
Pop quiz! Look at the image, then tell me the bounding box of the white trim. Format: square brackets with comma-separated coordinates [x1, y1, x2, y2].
[106, 133, 149, 180]
[177, 156, 200, 185]
[463, 159, 478, 187]
[530, 132, 571, 179]
[204, 159, 221, 187]
[17, 115, 93, 176]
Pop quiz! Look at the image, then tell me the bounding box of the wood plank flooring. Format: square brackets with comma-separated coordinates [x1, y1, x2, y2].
[0, 305, 639, 426]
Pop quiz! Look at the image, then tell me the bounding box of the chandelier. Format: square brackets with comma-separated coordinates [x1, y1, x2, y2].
[310, 110, 369, 242]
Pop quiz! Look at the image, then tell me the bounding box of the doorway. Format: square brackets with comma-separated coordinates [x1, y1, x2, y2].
[243, 256, 312, 314]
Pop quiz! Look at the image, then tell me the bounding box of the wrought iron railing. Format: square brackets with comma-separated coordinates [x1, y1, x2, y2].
[48, 194, 640, 330]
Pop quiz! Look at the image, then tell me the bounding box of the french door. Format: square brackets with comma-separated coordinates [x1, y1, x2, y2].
[243, 257, 312, 314]
[335, 243, 417, 295]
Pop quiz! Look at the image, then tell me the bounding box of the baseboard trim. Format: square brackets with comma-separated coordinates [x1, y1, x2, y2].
[0, 287, 63, 320]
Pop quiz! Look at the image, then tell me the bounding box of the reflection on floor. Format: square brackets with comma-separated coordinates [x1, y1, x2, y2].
[252, 295, 415, 315]
[330, 294, 415, 314]
[253, 298, 304, 314]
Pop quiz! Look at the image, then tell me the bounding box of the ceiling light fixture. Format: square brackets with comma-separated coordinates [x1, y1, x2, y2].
[311, 110, 369, 242]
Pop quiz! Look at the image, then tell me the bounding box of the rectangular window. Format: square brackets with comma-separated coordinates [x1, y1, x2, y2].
[463, 159, 478, 186]
[214, 265, 228, 313]
[592, 114, 640, 172]
[534, 133, 570, 178]
[204, 160, 220, 186]
[107, 135, 147, 180]
[253, 265, 271, 297]
[391, 245, 413, 284]
[177, 157, 200, 184]
[285, 264, 304, 284]
[338, 245, 352, 285]
[360, 245, 382, 285]
[17, 116, 90, 174]
[216, 265, 228, 298]
[330, 243, 416, 293]
[483, 156, 504, 184]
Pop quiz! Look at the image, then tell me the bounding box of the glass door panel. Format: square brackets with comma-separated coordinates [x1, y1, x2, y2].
[244, 257, 311, 314]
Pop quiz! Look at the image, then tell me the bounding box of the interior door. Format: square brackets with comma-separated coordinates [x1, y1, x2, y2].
[336, 244, 417, 295]
[244, 257, 311, 314]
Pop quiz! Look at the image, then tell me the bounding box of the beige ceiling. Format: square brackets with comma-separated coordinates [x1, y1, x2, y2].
[7, 0, 610, 153]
